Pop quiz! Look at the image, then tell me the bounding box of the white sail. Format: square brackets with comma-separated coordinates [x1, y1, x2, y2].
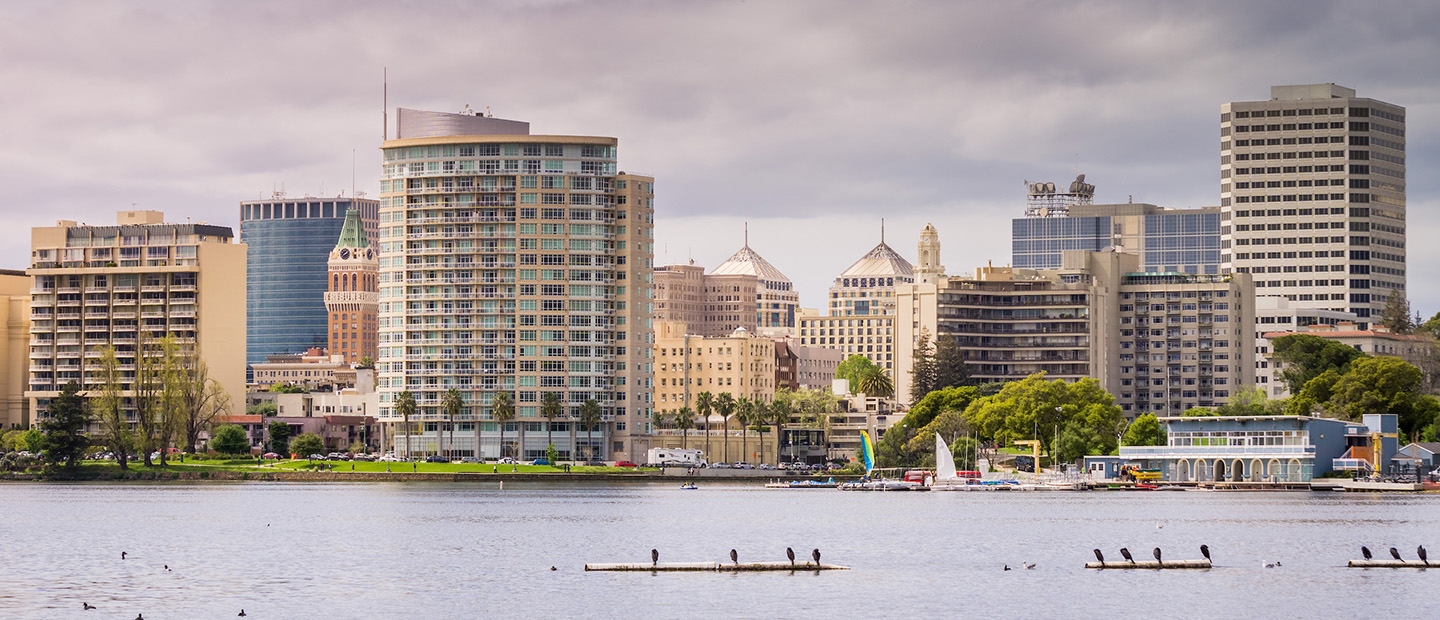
[935, 433, 958, 480]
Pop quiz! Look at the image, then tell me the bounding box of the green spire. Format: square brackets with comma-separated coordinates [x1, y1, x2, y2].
[334, 209, 368, 250]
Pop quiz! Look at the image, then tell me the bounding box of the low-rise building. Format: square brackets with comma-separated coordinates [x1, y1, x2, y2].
[773, 337, 842, 391]
[0, 269, 30, 430]
[249, 348, 359, 392]
[1262, 323, 1439, 396]
[1252, 297, 1357, 397]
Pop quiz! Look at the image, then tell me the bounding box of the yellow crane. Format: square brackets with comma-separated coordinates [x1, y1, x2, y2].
[1013, 439, 1042, 473]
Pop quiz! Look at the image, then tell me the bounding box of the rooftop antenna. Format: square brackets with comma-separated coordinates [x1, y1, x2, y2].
[881, 218, 886, 244]
[382, 67, 388, 141]
[744, 222, 749, 247]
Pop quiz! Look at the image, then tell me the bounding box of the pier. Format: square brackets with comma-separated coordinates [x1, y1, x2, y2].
[585, 561, 848, 572]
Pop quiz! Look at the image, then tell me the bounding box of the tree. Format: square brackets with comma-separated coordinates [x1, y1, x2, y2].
[92, 346, 134, 470]
[268, 382, 307, 394]
[394, 390, 416, 459]
[835, 355, 879, 393]
[39, 381, 90, 473]
[1122, 414, 1166, 446]
[289, 432, 324, 459]
[1214, 386, 1283, 417]
[1182, 407, 1221, 417]
[1271, 334, 1368, 395]
[735, 397, 756, 464]
[491, 391, 515, 459]
[132, 334, 167, 467]
[1053, 421, 1101, 465]
[247, 402, 278, 416]
[176, 358, 230, 454]
[22, 428, 42, 453]
[355, 356, 375, 369]
[714, 392, 737, 463]
[695, 391, 715, 464]
[671, 406, 696, 449]
[909, 329, 937, 403]
[1325, 356, 1423, 425]
[442, 388, 464, 459]
[578, 399, 603, 460]
[1, 429, 25, 451]
[540, 392, 562, 454]
[1421, 312, 1440, 341]
[963, 374, 1123, 460]
[1379, 291, 1415, 334]
[209, 424, 250, 456]
[905, 386, 980, 431]
[268, 420, 292, 456]
[855, 366, 894, 398]
[766, 398, 793, 464]
[934, 336, 970, 391]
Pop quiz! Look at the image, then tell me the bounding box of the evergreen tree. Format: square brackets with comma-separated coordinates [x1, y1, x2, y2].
[1379, 291, 1415, 334]
[909, 329, 937, 403]
[934, 335, 970, 390]
[39, 381, 90, 473]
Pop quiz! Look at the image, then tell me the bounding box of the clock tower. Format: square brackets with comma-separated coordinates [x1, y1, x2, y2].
[324, 209, 379, 364]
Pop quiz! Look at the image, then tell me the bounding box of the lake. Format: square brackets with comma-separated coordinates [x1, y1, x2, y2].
[1, 482, 1436, 619]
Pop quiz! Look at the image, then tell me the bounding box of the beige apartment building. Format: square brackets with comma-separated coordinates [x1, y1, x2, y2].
[377, 108, 654, 462]
[26, 211, 247, 428]
[797, 230, 915, 377]
[1262, 322, 1438, 397]
[653, 320, 776, 411]
[652, 262, 758, 337]
[0, 270, 31, 429]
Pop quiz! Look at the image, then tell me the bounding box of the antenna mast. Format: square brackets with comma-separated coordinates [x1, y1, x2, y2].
[382, 67, 388, 141]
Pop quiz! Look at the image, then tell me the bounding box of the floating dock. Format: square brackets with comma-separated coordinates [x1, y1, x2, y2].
[1085, 560, 1211, 569]
[1348, 560, 1433, 568]
[585, 561, 848, 572]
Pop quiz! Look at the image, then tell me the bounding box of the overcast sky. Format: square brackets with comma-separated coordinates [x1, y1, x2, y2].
[3, 0, 1438, 313]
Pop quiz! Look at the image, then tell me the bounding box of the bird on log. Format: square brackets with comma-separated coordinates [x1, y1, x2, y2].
[1152, 547, 1162, 567]
[651, 549, 659, 567]
[1200, 545, 1210, 562]
[812, 549, 821, 565]
[1419, 546, 1428, 566]
[786, 547, 795, 567]
[1120, 547, 1134, 564]
[1094, 549, 1104, 563]
[1390, 547, 1402, 561]
[730, 549, 738, 565]
[1361, 546, 1372, 560]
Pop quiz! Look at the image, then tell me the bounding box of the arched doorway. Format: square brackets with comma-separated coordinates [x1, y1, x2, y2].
[1177, 459, 1191, 482]
[1249, 459, 1262, 483]
[1231, 459, 1245, 482]
[1288, 459, 1303, 482]
[1267, 459, 1280, 483]
[1213, 459, 1226, 482]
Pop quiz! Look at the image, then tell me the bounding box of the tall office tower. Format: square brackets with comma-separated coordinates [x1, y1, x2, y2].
[26, 211, 247, 429]
[239, 195, 379, 368]
[325, 209, 379, 365]
[1221, 84, 1405, 323]
[377, 108, 654, 462]
[710, 233, 800, 336]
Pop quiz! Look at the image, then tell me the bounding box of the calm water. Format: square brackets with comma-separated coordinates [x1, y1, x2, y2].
[1, 482, 1436, 619]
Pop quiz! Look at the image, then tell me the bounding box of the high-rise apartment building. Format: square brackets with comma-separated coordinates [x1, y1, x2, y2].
[377, 108, 653, 462]
[26, 211, 247, 427]
[0, 270, 31, 429]
[240, 195, 379, 368]
[1221, 84, 1405, 323]
[324, 210, 378, 365]
[797, 231, 914, 375]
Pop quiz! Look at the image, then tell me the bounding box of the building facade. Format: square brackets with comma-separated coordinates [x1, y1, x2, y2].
[797, 233, 914, 376]
[240, 195, 379, 368]
[1262, 322, 1439, 398]
[773, 338, 843, 391]
[652, 262, 758, 337]
[1013, 202, 1223, 274]
[0, 270, 31, 429]
[26, 211, 247, 427]
[325, 209, 379, 364]
[709, 238, 800, 336]
[653, 320, 776, 411]
[1251, 296, 1357, 397]
[1221, 84, 1406, 324]
[376, 108, 653, 462]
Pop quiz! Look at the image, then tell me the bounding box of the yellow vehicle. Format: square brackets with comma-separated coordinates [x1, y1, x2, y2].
[1120, 465, 1162, 481]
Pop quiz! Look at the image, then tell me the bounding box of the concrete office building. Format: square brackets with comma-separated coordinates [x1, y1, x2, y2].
[240, 195, 379, 368]
[652, 262, 758, 337]
[1014, 201, 1223, 275]
[710, 236, 801, 336]
[1221, 84, 1406, 324]
[26, 211, 247, 427]
[325, 209, 379, 365]
[797, 229, 914, 375]
[0, 270, 31, 429]
[377, 108, 653, 462]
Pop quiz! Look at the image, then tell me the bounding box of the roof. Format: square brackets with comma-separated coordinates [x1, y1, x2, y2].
[840, 242, 914, 278]
[1403, 442, 1440, 455]
[220, 415, 263, 424]
[710, 244, 792, 283]
[334, 209, 369, 249]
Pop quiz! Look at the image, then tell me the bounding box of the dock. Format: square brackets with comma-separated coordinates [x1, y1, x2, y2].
[585, 561, 849, 572]
[1085, 559, 1211, 569]
[1348, 560, 1433, 568]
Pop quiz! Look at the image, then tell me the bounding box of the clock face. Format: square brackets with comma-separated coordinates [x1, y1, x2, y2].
[365, 249, 374, 260]
[340, 249, 350, 260]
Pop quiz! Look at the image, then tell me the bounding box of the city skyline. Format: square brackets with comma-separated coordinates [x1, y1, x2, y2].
[2, 1, 1439, 312]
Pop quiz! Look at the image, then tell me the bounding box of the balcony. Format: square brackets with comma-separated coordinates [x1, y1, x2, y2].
[1119, 445, 1315, 458]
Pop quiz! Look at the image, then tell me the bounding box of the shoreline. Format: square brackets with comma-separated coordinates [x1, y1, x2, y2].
[0, 468, 862, 484]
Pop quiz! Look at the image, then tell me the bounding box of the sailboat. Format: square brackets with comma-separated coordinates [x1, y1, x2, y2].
[930, 433, 1015, 491]
[838, 431, 926, 491]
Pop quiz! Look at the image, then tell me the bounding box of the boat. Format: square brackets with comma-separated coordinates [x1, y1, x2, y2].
[680, 483, 698, 490]
[928, 434, 1021, 491]
[764, 477, 839, 489]
[836, 431, 928, 491]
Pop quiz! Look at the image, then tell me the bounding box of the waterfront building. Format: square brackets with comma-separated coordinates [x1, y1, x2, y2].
[1261, 322, 1438, 397]
[377, 108, 653, 462]
[1112, 413, 1398, 482]
[0, 270, 31, 429]
[240, 194, 379, 368]
[325, 210, 379, 365]
[26, 211, 247, 427]
[1221, 84, 1406, 324]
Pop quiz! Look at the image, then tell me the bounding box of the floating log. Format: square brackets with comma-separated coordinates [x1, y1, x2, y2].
[1086, 559, 1211, 569]
[1348, 560, 1433, 568]
[585, 561, 849, 572]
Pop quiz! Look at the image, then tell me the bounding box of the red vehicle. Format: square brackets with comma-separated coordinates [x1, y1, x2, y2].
[615, 460, 638, 468]
[904, 470, 935, 483]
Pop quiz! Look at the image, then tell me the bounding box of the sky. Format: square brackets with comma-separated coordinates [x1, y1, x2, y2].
[3, 0, 1439, 313]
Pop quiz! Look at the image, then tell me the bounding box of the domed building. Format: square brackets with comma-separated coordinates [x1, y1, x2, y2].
[710, 237, 800, 336]
[799, 225, 915, 377]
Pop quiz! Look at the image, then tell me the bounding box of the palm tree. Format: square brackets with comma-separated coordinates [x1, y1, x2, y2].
[578, 399, 604, 461]
[491, 391, 515, 460]
[856, 366, 894, 398]
[714, 392, 736, 464]
[541, 392, 562, 457]
[767, 398, 793, 465]
[735, 397, 755, 464]
[695, 391, 715, 464]
[442, 388, 463, 459]
[394, 390, 416, 460]
[673, 406, 696, 449]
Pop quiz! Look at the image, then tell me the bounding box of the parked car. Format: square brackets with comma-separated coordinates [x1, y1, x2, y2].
[710, 462, 731, 469]
[530, 458, 551, 466]
[585, 459, 606, 466]
[758, 464, 775, 470]
[733, 462, 753, 469]
[307, 454, 325, 461]
[425, 455, 450, 463]
[460, 457, 481, 463]
[262, 452, 279, 459]
[377, 454, 400, 462]
[615, 460, 638, 468]
[326, 453, 347, 461]
[498, 457, 517, 464]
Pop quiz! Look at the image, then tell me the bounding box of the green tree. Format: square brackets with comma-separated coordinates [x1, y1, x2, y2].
[1420, 312, 1440, 341]
[767, 398, 794, 465]
[176, 358, 229, 454]
[934, 335, 970, 391]
[577, 398, 604, 460]
[491, 391, 515, 459]
[835, 355, 879, 392]
[1215, 386, 1279, 417]
[670, 406, 696, 449]
[855, 365, 894, 398]
[1, 429, 24, 451]
[735, 397, 756, 464]
[962, 374, 1123, 460]
[545, 442, 559, 465]
[1324, 356, 1422, 423]
[289, 432, 324, 459]
[1271, 334, 1368, 394]
[38, 381, 90, 473]
[1182, 407, 1220, 417]
[246, 402, 278, 416]
[394, 390, 416, 459]
[1379, 291, 1415, 334]
[442, 388, 464, 459]
[355, 356, 375, 369]
[909, 328, 937, 403]
[1285, 369, 1343, 415]
[92, 346, 134, 470]
[905, 386, 980, 431]
[713, 392, 737, 463]
[947, 435, 980, 471]
[540, 392, 562, 454]
[1122, 414, 1166, 446]
[695, 391, 715, 463]
[1053, 421, 1101, 465]
[22, 428, 42, 453]
[268, 382, 307, 394]
[209, 424, 250, 456]
[268, 420, 292, 456]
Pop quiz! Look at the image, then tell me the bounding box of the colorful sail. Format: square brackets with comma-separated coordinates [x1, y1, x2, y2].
[859, 430, 876, 474]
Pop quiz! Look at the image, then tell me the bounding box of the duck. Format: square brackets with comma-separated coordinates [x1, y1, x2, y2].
[83, 602, 96, 610]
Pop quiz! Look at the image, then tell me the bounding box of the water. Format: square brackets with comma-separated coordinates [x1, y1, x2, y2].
[2, 482, 1436, 619]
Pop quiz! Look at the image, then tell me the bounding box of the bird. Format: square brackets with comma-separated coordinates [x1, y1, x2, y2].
[1274, 561, 1282, 567]
[1023, 562, 1036, 570]
[83, 602, 95, 610]
[812, 549, 821, 566]
[121, 551, 127, 560]
[1419, 545, 1428, 566]
[651, 548, 659, 567]
[1200, 545, 1211, 562]
[786, 547, 795, 567]
[1120, 547, 1134, 564]
[163, 564, 171, 572]
[1156, 523, 1164, 529]
[550, 566, 557, 571]
[1152, 547, 1162, 566]
[1003, 564, 1011, 571]
[1094, 549, 1105, 564]
[729, 549, 738, 565]
[238, 611, 247, 617]
[1362, 546, 1373, 560]
[135, 615, 144, 620]
[1390, 547, 1402, 561]
[1263, 562, 1274, 569]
